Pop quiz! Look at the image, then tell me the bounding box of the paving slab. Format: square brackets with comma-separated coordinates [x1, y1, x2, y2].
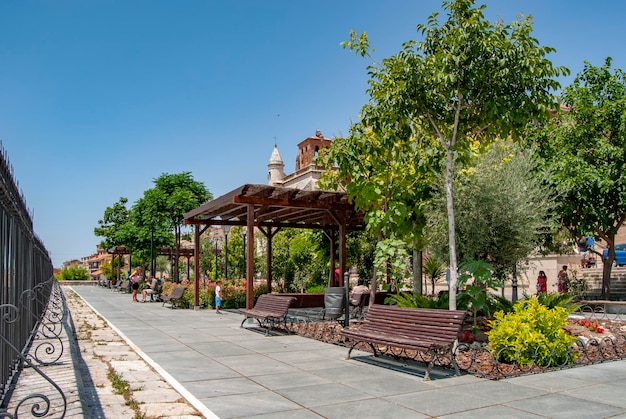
[505, 393, 624, 419]
[50, 285, 626, 419]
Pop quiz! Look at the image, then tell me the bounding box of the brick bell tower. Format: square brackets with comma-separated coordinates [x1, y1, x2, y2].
[295, 129, 331, 172]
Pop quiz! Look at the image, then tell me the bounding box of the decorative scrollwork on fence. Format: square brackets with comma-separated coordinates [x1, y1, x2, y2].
[0, 280, 67, 418]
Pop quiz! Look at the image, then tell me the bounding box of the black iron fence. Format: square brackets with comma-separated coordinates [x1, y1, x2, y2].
[0, 143, 56, 413]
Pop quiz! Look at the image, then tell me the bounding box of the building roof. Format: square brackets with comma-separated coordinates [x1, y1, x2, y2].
[183, 183, 365, 231]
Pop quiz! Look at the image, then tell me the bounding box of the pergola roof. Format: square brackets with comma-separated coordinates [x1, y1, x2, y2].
[183, 184, 365, 230]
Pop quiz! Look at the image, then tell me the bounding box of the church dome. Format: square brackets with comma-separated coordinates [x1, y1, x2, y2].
[268, 144, 285, 185]
[268, 144, 284, 166]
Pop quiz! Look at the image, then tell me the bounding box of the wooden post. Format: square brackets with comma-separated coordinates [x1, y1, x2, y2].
[193, 225, 200, 310]
[246, 205, 255, 309]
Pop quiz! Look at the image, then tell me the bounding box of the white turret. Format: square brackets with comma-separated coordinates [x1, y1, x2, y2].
[267, 144, 285, 186]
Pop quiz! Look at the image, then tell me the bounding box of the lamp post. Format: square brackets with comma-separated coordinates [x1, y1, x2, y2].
[150, 227, 154, 278]
[223, 225, 231, 280]
[344, 270, 350, 328]
[213, 237, 220, 281]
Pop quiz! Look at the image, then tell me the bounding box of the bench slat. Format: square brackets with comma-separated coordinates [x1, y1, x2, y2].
[339, 304, 468, 380]
[238, 294, 296, 335]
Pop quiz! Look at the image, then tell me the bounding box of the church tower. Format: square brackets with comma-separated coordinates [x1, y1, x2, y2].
[267, 130, 333, 190]
[295, 129, 331, 171]
[267, 144, 285, 186]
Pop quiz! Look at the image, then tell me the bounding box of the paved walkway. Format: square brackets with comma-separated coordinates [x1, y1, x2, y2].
[54, 286, 626, 418]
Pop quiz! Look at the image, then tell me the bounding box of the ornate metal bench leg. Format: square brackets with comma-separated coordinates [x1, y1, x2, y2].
[346, 343, 357, 359]
[424, 364, 433, 381]
[450, 345, 460, 376]
[370, 343, 378, 357]
[424, 348, 439, 381]
[346, 341, 377, 360]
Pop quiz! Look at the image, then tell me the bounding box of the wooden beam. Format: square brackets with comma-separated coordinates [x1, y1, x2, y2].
[246, 204, 254, 309]
[234, 194, 353, 211]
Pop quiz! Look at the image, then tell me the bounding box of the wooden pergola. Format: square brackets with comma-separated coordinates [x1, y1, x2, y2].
[108, 245, 130, 283]
[159, 247, 194, 280]
[183, 184, 365, 309]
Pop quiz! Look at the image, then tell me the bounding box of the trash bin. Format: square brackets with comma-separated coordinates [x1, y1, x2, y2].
[324, 287, 346, 320]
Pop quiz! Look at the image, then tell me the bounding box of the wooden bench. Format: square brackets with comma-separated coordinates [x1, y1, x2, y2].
[161, 286, 186, 309]
[239, 294, 296, 335]
[339, 305, 468, 380]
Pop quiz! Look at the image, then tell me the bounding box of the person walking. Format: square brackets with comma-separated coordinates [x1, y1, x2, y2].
[557, 265, 569, 293]
[536, 270, 547, 294]
[215, 280, 223, 314]
[129, 267, 142, 302]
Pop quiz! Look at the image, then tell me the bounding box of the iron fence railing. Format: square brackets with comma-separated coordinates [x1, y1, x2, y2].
[0, 142, 57, 415]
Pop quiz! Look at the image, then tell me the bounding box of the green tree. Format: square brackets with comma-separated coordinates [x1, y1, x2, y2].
[94, 197, 131, 250]
[423, 255, 445, 296]
[225, 227, 246, 280]
[428, 141, 556, 283]
[340, 0, 566, 308]
[318, 85, 438, 294]
[59, 264, 90, 280]
[142, 172, 211, 281]
[305, 229, 375, 287]
[272, 229, 297, 292]
[290, 233, 314, 292]
[132, 188, 174, 275]
[529, 58, 626, 299]
[347, 230, 376, 284]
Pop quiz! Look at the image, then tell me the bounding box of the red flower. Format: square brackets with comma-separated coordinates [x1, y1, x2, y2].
[459, 330, 475, 343]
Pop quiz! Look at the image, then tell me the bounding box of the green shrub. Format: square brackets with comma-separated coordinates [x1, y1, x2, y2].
[535, 292, 578, 312]
[386, 291, 449, 309]
[212, 283, 269, 309]
[161, 281, 267, 309]
[306, 284, 326, 293]
[487, 297, 577, 366]
[58, 264, 90, 280]
[457, 260, 504, 331]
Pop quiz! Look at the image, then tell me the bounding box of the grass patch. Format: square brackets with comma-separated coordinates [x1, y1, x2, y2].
[107, 365, 145, 419]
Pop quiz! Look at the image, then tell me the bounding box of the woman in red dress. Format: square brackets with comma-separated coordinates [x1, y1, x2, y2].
[536, 270, 547, 294]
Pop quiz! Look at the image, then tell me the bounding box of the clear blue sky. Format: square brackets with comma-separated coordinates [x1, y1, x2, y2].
[1, 1, 624, 268]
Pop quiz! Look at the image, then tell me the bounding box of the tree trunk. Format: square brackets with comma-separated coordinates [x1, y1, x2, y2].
[602, 238, 617, 299]
[602, 261, 612, 300]
[413, 247, 422, 295]
[174, 225, 181, 283]
[446, 146, 459, 310]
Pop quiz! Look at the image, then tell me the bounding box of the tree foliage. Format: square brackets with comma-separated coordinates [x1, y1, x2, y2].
[337, 0, 566, 308]
[94, 172, 211, 281]
[428, 141, 556, 280]
[94, 197, 131, 250]
[528, 58, 626, 298]
[58, 264, 90, 280]
[423, 255, 446, 296]
[139, 172, 211, 281]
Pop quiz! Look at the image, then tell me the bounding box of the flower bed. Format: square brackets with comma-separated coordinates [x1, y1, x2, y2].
[280, 315, 626, 380]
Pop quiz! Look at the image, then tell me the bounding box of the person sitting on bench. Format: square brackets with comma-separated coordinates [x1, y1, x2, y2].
[141, 277, 159, 302]
[350, 278, 369, 306]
